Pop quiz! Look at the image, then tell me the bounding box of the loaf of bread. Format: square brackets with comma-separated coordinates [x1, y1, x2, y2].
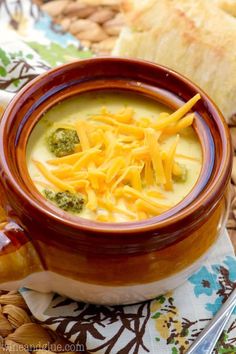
[114, 0, 236, 122]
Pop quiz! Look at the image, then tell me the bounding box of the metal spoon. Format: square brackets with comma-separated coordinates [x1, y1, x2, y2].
[186, 288, 236, 354]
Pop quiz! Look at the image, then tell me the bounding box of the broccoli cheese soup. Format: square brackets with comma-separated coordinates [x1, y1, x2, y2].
[26, 91, 202, 222]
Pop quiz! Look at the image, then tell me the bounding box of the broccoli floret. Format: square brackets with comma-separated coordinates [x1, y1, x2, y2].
[43, 189, 84, 213]
[44, 189, 55, 201]
[47, 128, 79, 157]
[173, 163, 188, 182]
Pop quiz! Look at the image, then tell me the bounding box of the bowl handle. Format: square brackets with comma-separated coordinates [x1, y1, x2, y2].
[0, 91, 44, 289]
[0, 89, 44, 289]
[0, 219, 43, 289]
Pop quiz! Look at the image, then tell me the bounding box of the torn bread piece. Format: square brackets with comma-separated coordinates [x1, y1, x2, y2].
[114, 0, 236, 122]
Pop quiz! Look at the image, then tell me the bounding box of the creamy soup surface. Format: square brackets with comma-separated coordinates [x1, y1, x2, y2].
[27, 91, 202, 222]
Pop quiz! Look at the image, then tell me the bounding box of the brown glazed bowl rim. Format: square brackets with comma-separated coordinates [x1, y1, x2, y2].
[0, 57, 232, 235]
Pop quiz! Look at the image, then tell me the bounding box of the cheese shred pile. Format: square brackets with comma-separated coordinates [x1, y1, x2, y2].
[33, 93, 201, 222]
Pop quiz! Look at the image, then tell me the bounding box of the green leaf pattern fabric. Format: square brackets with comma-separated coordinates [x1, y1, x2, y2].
[0, 0, 92, 92]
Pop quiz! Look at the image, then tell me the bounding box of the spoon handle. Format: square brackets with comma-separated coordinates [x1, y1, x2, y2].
[186, 289, 236, 354]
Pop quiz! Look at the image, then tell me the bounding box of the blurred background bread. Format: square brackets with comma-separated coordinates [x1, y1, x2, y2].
[114, 0, 236, 124]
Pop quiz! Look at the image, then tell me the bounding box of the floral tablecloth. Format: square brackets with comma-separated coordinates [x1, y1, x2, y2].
[0, 0, 91, 94]
[20, 232, 236, 354]
[0, 1, 236, 353]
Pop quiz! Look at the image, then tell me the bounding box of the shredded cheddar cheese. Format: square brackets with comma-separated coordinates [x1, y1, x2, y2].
[75, 121, 90, 151]
[33, 160, 75, 193]
[145, 128, 166, 184]
[153, 94, 200, 130]
[32, 94, 201, 222]
[164, 135, 180, 191]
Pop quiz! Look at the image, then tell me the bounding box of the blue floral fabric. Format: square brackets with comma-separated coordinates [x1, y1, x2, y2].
[189, 256, 236, 316]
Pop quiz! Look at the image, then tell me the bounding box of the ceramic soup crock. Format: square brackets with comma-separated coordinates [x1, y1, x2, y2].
[0, 58, 232, 305]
